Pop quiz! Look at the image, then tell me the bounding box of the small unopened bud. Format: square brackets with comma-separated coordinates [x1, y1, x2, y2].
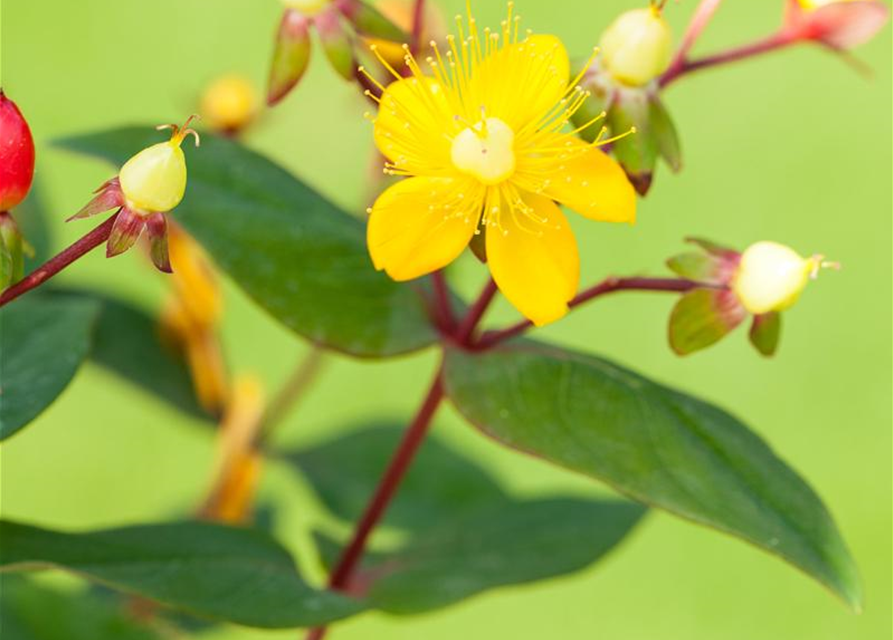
[268, 9, 313, 105]
[200, 75, 259, 135]
[119, 116, 199, 214]
[732, 241, 832, 315]
[599, 5, 673, 86]
[788, 0, 889, 49]
[0, 91, 35, 212]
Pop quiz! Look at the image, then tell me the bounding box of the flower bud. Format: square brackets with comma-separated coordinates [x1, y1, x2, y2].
[119, 120, 198, 214]
[200, 75, 259, 135]
[0, 91, 35, 212]
[268, 9, 313, 105]
[732, 241, 821, 315]
[787, 0, 889, 49]
[599, 6, 673, 86]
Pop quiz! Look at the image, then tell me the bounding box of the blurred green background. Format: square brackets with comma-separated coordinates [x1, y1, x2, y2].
[1, 1, 890, 639]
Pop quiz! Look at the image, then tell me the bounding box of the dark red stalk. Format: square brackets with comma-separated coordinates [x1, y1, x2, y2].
[305, 277, 500, 640]
[660, 30, 798, 88]
[305, 370, 445, 640]
[478, 277, 709, 348]
[452, 278, 498, 344]
[410, 0, 426, 54]
[0, 213, 118, 308]
[431, 269, 454, 331]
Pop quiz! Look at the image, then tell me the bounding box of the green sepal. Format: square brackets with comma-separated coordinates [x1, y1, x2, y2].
[0, 211, 24, 290]
[342, 0, 407, 42]
[666, 251, 725, 283]
[317, 8, 356, 81]
[268, 9, 313, 105]
[669, 288, 747, 356]
[649, 93, 682, 172]
[750, 312, 781, 357]
[570, 67, 613, 141]
[607, 87, 658, 195]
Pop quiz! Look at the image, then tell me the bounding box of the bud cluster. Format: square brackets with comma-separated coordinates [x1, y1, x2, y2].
[268, 0, 408, 105]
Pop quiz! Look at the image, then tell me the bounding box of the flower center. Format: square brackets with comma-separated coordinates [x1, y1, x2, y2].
[451, 117, 516, 186]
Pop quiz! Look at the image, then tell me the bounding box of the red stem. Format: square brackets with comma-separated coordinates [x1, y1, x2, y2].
[306, 370, 445, 640]
[663, 0, 725, 81]
[660, 30, 798, 88]
[410, 0, 426, 54]
[453, 278, 498, 345]
[0, 213, 118, 308]
[306, 278, 500, 640]
[431, 270, 454, 331]
[478, 277, 709, 348]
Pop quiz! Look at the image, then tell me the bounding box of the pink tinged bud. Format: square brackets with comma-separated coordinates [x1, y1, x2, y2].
[749, 312, 781, 357]
[67, 177, 124, 221]
[145, 212, 171, 273]
[0, 91, 36, 212]
[669, 289, 747, 356]
[0, 211, 24, 290]
[107, 208, 146, 258]
[268, 9, 313, 105]
[316, 7, 355, 80]
[786, 0, 889, 49]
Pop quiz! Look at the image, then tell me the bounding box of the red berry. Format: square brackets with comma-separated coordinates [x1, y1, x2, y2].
[0, 91, 36, 211]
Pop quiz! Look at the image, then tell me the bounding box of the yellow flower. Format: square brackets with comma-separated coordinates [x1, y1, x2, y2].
[365, 3, 636, 326]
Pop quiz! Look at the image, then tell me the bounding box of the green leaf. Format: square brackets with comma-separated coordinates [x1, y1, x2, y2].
[668, 289, 746, 356]
[0, 296, 100, 441]
[315, 498, 645, 614]
[287, 424, 509, 531]
[0, 519, 365, 629]
[16, 179, 54, 269]
[1, 576, 164, 640]
[443, 340, 861, 610]
[750, 312, 781, 357]
[88, 295, 209, 419]
[58, 128, 440, 358]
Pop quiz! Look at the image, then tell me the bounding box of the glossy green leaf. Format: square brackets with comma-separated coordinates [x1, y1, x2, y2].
[669, 289, 746, 356]
[315, 498, 645, 614]
[0, 296, 100, 441]
[88, 295, 209, 419]
[287, 424, 508, 530]
[443, 340, 861, 610]
[58, 128, 440, 358]
[1, 576, 164, 640]
[0, 520, 365, 628]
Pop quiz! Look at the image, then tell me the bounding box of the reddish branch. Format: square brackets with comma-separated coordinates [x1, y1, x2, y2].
[478, 277, 708, 348]
[0, 213, 118, 308]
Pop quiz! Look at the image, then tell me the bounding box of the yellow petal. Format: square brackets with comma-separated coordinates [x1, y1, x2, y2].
[471, 34, 570, 131]
[373, 76, 453, 175]
[486, 192, 579, 326]
[542, 140, 636, 224]
[368, 176, 480, 281]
